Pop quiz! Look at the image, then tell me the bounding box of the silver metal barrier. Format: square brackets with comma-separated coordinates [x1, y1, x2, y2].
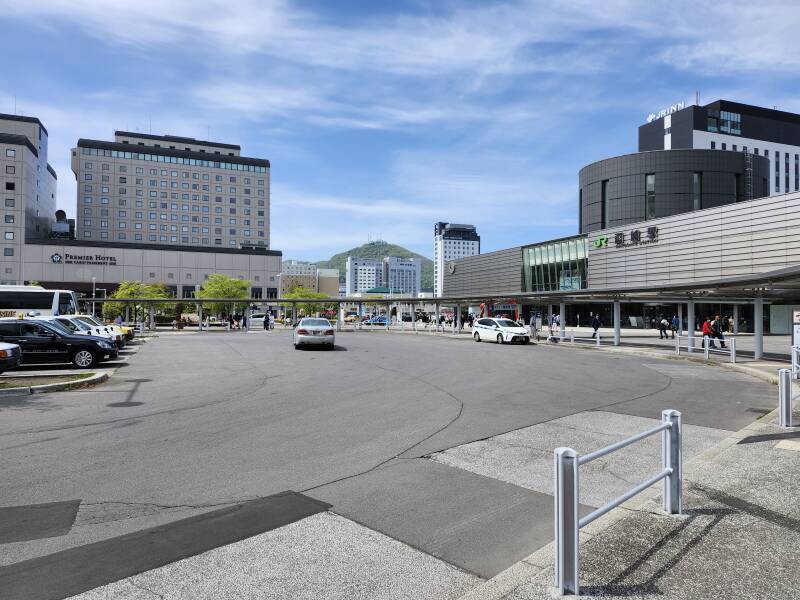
[779, 368, 793, 427]
[792, 346, 800, 380]
[675, 335, 735, 363]
[570, 333, 601, 347]
[554, 409, 682, 595]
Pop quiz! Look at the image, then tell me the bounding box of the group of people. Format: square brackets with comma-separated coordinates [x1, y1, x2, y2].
[701, 314, 728, 349]
[263, 313, 275, 330]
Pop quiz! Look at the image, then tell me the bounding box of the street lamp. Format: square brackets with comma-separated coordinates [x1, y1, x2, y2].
[91, 276, 96, 316]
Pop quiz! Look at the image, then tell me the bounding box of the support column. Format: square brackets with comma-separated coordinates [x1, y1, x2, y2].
[435, 303, 440, 333]
[559, 302, 566, 339]
[149, 303, 155, 330]
[412, 303, 417, 332]
[337, 305, 343, 331]
[548, 304, 553, 329]
[456, 304, 462, 333]
[687, 301, 695, 353]
[754, 297, 764, 360]
[613, 300, 621, 346]
[733, 304, 739, 335]
[678, 304, 683, 335]
[198, 303, 203, 332]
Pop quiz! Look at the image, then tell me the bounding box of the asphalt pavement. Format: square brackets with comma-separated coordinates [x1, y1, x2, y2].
[0, 329, 778, 598]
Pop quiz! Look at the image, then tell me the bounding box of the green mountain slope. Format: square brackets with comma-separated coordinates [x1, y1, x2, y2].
[314, 241, 433, 290]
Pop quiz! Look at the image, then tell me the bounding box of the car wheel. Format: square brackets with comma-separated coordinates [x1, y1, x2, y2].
[522, 337, 530, 345]
[72, 349, 97, 368]
[496, 333, 504, 344]
[473, 332, 481, 342]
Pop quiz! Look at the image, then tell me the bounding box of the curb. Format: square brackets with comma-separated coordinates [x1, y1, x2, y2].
[0, 371, 110, 398]
[453, 404, 788, 600]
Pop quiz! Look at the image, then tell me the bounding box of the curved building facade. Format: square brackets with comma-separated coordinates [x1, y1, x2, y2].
[579, 149, 769, 233]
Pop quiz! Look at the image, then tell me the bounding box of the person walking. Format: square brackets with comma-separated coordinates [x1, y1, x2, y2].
[171, 318, 177, 330]
[264, 313, 270, 331]
[712, 314, 727, 349]
[591, 314, 601, 338]
[670, 314, 679, 339]
[659, 316, 670, 339]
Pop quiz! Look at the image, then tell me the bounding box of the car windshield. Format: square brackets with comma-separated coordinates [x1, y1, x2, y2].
[58, 319, 84, 332]
[81, 316, 104, 326]
[496, 319, 520, 328]
[38, 319, 72, 336]
[77, 316, 102, 327]
[301, 319, 330, 327]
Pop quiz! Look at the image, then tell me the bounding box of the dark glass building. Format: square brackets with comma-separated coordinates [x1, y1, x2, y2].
[579, 149, 769, 233]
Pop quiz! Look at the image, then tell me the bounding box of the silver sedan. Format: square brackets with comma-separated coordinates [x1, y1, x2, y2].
[293, 318, 335, 349]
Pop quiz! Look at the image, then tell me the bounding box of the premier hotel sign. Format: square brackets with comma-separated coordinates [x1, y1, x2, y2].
[51, 252, 117, 266]
[593, 226, 659, 250]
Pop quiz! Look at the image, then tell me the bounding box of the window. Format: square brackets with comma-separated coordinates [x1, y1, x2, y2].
[3, 248, 12, 256]
[5, 166, 14, 174]
[721, 143, 726, 150]
[4, 215, 13, 224]
[692, 173, 702, 210]
[4, 232, 13, 240]
[4, 199, 13, 208]
[5, 149, 15, 157]
[786, 153, 790, 193]
[600, 180, 608, 229]
[646, 173, 656, 219]
[776, 150, 780, 191]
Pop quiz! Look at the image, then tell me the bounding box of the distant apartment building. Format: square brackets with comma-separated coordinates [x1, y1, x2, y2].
[71, 131, 270, 249]
[280, 260, 340, 296]
[345, 257, 383, 295]
[383, 256, 421, 296]
[433, 222, 480, 297]
[0, 113, 58, 284]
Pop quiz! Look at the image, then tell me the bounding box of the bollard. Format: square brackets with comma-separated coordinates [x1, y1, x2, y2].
[779, 368, 793, 427]
[596, 334, 601, 347]
[675, 336, 680, 356]
[554, 447, 579, 595]
[662, 410, 682, 515]
[730, 337, 736, 364]
[703, 337, 709, 360]
[570, 333, 575, 343]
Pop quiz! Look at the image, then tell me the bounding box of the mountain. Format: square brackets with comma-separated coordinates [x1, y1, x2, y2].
[314, 241, 434, 290]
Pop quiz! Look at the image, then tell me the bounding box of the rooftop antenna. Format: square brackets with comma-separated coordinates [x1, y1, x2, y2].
[695, 90, 700, 105]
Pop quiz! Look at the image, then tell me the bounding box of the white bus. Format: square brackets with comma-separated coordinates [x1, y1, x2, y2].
[0, 285, 79, 318]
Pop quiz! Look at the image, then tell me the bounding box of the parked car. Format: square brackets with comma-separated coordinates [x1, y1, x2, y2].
[0, 319, 118, 368]
[74, 315, 129, 346]
[293, 318, 335, 349]
[0, 341, 22, 374]
[472, 318, 531, 344]
[42, 316, 125, 349]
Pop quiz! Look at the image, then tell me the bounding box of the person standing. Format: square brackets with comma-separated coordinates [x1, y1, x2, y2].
[670, 314, 679, 339]
[591, 314, 601, 338]
[702, 317, 716, 349]
[264, 313, 270, 331]
[529, 312, 538, 341]
[712, 314, 727, 349]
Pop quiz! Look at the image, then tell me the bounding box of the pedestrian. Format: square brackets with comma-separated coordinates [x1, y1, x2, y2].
[576, 313, 580, 328]
[670, 314, 679, 339]
[264, 313, 270, 331]
[114, 315, 123, 325]
[171, 318, 177, 330]
[712, 314, 727, 349]
[529, 312, 537, 340]
[659, 316, 670, 339]
[591, 314, 601, 338]
[702, 317, 717, 349]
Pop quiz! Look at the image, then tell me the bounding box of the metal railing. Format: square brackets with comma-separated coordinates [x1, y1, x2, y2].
[570, 333, 601, 347]
[554, 409, 682, 595]
[779, 368, 795, 427]
[792, 346, 800, 380]
[675, 334, 736, 363]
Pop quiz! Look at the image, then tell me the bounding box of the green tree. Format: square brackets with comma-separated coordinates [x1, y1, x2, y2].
[197, 273, 250, 315]
[102, 281, 173, 321]
[281, 285, 335, 316]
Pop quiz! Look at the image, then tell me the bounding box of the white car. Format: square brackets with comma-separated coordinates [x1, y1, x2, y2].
[472, 317, 531, 344]
[74, 315, 127, 344]
[293, 317, 335, 350]
[41, 316, 122, 348]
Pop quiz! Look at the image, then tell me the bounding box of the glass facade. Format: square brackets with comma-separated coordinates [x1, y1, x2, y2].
[523, 236, 588, 292]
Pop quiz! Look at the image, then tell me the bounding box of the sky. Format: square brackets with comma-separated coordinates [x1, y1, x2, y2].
[2, 0, 799, 261]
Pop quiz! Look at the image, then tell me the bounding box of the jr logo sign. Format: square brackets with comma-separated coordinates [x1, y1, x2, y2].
[593, 235, 608, 249]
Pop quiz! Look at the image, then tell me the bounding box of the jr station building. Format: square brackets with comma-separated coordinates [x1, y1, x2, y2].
[443, 100, 800, 357]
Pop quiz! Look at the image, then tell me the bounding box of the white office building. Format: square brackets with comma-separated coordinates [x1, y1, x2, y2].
[433, 222, 480, 297]
[383, 256, 421, 296]
[345, 257, 384, 295]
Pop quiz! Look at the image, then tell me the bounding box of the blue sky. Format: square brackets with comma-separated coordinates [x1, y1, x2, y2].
[2, 0, 798, 261]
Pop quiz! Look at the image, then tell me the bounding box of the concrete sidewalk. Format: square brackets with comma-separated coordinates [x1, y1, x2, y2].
[460, 404, 800, 599]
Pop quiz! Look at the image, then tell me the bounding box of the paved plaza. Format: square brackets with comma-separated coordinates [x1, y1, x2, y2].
[0, 329, 791, 599]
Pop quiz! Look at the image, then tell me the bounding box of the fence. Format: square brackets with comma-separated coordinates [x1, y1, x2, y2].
[570, 333, 602, 347]
[554, 409, 682, 595]
[675, 334, 736, 363]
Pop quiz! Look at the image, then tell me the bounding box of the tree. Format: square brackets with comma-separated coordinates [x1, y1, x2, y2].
[197, 273, 250, 315]
[281, 285, 336, 316]
[102, 281, 173, 322]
